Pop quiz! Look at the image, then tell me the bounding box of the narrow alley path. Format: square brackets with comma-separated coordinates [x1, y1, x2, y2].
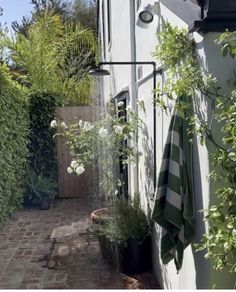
[0, 199, 160, 289]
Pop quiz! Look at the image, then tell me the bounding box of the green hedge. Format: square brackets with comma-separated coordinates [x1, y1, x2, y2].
[0, 65, 29, 223]
[28, 92, 60, 180]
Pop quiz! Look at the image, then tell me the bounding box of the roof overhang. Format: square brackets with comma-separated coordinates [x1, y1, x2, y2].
[189, 0, 236, 33]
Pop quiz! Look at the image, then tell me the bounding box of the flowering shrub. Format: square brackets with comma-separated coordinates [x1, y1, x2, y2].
[153, 22, 236, 278]
[53, 102, 143, 198]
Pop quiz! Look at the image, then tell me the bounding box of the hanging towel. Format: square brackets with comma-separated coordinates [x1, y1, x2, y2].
[152, 95, 195, 272]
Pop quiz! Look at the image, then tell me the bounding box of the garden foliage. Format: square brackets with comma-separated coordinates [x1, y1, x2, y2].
[97, 195, 151, 246]
[153, 22, 236, 276]
[0, 65, 29, 223]
[56, 103, 143, 198]
[0, 6, 97, 218]
[4, 12, 97, 105]
[25, 170, 57, 205]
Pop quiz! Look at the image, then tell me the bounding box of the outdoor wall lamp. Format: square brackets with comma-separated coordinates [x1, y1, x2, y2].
[88, 61, 162, 191]
[136, 2, 159, 29]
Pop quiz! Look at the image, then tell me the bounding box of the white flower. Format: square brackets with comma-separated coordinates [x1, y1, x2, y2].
[83, 121, 94, 131]
[117, 179, 122, 187]
[75, 165, 85, 175]
[71, 160, 79, 169]
[126, 105, 132, 111]
[113, 125, 123, 135]
[50, 120, 57, 128]
[117, 101, 124, 107]
[99, 127, 108, 138]
[79, 120, 83, 127]
[61, 122, 67, 129]
[115, 189, 119, 195]
[67, 167, 73, 174]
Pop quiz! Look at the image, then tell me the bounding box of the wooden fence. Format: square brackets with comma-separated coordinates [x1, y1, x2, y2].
[56, 106, 100, 198]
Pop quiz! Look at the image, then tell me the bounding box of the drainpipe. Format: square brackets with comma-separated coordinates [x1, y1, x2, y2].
[129, 0, 139, 194]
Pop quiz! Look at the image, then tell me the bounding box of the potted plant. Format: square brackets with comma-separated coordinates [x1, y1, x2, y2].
[96, 195, 152, 274]
[55, 102, 149, 272]
[91, 208, 116, 264]
[24, 170, 57, 210]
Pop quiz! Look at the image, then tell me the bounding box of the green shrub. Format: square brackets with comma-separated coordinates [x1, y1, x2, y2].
[97, 196, 152, 246]
[0, 64, 29, 223]
[25, 170, 57, 205]
[28, 91, 60, 180]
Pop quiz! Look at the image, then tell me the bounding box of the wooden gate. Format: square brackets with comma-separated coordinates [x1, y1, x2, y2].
[56, 106, 100, 198]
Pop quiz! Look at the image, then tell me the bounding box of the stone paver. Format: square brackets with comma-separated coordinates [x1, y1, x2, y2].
[0, 199, 160, 289]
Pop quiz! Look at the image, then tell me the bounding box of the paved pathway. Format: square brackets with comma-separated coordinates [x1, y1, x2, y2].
[0, 199, 160, 289]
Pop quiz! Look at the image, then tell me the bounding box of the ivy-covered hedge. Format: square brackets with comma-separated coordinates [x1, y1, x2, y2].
[0, 65, 29, 223]
[28, 92, 60, 180]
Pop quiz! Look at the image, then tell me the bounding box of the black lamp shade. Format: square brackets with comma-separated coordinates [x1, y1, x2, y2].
[139, 10, 153, 23]
[88, 67, 110, 76]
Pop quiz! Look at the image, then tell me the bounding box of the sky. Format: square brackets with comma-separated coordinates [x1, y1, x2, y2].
[0, 0, 34, 28]
[0, 0, 77, 33]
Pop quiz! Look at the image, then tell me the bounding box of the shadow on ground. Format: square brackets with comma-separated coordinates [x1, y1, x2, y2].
[0, 199, 160, 289]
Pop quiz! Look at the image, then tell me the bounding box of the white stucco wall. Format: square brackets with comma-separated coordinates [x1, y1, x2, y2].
[98, 0, 236, 289]
[194, 31, 236, 289]
[137, 2, 210, 288]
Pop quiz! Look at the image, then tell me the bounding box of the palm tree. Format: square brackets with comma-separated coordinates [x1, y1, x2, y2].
[3, 10, 97, 105]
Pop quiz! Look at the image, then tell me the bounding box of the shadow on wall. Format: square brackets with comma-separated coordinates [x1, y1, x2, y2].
[141, 123, 154, 208]
[152, 223, 172, 289]
[201, 33, 236, 290]
[141, 122, 171, 288]
[192, 135, 211, 289]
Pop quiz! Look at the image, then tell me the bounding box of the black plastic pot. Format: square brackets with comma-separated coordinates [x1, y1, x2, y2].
[39, 198, 51, 210]
[119, 236, 152, 275]
[91, 208, 152, 274]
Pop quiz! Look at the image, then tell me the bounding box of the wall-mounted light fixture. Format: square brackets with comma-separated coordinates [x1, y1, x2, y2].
[89, 61, 162, 191]
[136, 2, 159, 29]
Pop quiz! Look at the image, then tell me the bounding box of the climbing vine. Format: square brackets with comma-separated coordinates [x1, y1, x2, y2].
[153, 22, 236, 275]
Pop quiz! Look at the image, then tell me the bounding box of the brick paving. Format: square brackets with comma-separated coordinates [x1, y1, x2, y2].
[0, 198, 160, 289]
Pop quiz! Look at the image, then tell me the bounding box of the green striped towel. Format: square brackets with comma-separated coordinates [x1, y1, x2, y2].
[152, 95, 195, 272]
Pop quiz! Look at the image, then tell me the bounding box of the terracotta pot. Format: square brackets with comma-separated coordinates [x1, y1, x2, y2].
[91, 208, 116, 265]
[90, 208, 113, 224]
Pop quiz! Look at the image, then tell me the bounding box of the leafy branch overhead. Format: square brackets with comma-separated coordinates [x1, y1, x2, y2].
[3, 11, 97, 105]
[12, 0, 97, 37]
[153, 22, 236, 276]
